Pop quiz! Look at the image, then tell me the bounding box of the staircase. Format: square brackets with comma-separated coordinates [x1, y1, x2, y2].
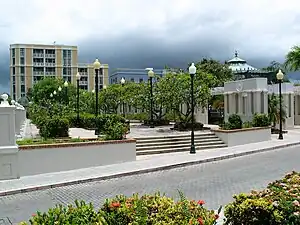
[136, 132, 227, 155]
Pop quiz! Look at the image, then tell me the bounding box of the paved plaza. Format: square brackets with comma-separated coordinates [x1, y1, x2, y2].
[0, 145, 300, 223]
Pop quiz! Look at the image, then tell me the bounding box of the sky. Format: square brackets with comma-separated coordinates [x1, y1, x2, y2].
[1, 0, 300, 92]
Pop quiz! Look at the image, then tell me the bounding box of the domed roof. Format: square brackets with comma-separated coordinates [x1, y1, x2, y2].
[227, 51, 259, 73]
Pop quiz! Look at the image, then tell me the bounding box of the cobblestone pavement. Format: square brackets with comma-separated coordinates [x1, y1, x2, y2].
[1, 146, 300, 224]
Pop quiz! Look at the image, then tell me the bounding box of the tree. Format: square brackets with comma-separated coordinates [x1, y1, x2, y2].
[284, 45, 300, 72]
[31, 77, 76, 105]
[158, 68, 215, 123]
[196, 58, 233, 87]
[99, 84, 122, 114]
[268, 94, 287, 128]
[261, 61, 289, 84]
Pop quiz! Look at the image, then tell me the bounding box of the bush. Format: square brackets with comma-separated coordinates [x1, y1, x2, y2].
[39, 117, 69, 139]
[125, 113, 148, 121]
[173, 122, 204, 131]
[103, 121, 127, 140]
[21, 192, 221, 225]
[20, 200, 107, 225]
[224, 171, 300, 225]
[252, 113, 270, 127]
[227, 114, 242, 129]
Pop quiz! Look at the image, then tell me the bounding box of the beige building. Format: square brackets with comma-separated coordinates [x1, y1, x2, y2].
[9, 43, 109, 100]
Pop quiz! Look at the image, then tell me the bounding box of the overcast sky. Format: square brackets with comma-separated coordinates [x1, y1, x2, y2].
[1, 0, 300, 92]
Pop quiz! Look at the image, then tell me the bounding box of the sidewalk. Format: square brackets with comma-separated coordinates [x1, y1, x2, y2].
[1, 130, 300, 197]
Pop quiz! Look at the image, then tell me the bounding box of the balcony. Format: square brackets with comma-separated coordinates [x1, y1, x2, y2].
[45, 54, 55, 58]
[45, 63, 55, 67]
[33, 71, 44, 75]
[33, 62, 44, 66]
[33, 53, 44, 58]
[79, 81, 88, 85]
[45, 72, 56, 75]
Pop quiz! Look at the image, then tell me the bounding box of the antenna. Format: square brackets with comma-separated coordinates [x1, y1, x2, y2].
[53, 41, 56, 45]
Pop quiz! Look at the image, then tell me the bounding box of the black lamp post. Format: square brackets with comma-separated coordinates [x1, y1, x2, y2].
[76, 72, 81, 126]
[120, 77, 126, 118]
[148, 69, 155, 128]
[93, 59, 101, 135]
[277, 69, 284, 140]
[64, 81, 69, 104]
[189, 63, 197, 154]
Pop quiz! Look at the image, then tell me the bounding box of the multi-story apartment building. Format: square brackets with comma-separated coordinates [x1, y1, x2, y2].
[110, 68, 165, 84]
[10, 43, 109, 100]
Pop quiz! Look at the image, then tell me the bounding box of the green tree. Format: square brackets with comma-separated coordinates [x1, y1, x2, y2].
[196, 58, 233, 87]
[158, 69, 215, 123]
[99, 84, 122, 114]
[268, 93, 287, 128]
[284, 45, 300, 71]
[261, 61, 289, 84]
[31, 77, 76, 105]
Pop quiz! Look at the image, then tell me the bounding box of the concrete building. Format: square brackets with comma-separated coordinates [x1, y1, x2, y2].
[110, 68, 165, 84]
[9, 43, 108, 100]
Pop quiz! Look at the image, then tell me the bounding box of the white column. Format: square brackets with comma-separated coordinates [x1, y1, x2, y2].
[0, 94, 19, 180]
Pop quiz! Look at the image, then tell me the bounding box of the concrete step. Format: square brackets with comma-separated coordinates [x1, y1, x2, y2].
[135, 132, 214, 141]
[136, 134, 216, 144]
[136, 144, 227, 155]
[136, 139, 223, 148]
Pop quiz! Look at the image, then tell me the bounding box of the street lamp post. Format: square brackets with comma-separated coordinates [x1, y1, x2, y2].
[189, 63, 197, 154]
[277, 69, 284, 140]
[64, 81, 69, 104]
[93, 59, 101, 135]
[120, 77, 126, 118]
[76, 72, 81, 126]
[148, 69, 155, 128]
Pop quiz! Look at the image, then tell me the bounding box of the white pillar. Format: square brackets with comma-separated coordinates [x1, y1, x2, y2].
[0, 94, 19, 180]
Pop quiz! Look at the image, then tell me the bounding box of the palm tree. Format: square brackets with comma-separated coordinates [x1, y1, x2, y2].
[284, 45, 300, 71]
[268, 94, 287, 128]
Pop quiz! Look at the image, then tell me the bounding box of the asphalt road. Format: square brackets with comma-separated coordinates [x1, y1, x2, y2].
[1, 146, 300, 224]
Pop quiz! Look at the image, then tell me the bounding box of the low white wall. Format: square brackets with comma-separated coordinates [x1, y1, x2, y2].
[213, 127, 271, 147]
[19, 140, 136, 176]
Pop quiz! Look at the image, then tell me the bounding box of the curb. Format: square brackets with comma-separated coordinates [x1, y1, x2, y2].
[1, 141, 300, 197]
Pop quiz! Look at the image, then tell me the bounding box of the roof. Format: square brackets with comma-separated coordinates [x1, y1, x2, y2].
[227, 51, 259, 73]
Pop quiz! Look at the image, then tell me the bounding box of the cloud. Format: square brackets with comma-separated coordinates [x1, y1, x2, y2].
[1, 0, 300, 88]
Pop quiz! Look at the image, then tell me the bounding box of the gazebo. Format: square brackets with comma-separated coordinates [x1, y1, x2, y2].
[226, 51, 273, 81]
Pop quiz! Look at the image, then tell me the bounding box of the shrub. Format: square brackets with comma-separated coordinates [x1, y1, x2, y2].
[101, 192, 221, 225]
[20, 200, 107, 225]
[242, 121, 252, 128]
[39, 116, 69, 139]
[224, 171, 300, 225]
[227, 114, 242, 129]
[103, 121, 127, 140]
[125, 113, 148, 121]
[21, 192, 221, 225]
[252, 113, 270, 127]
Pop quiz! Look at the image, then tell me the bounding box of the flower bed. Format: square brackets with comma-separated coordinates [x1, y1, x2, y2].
[224, 171, 300, 225]
[20, 192, 221, 225]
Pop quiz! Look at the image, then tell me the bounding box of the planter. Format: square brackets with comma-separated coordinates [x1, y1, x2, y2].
[18, 139, 136, 176]
[173, 122, 204, 131]
[212, 127, 271, 147]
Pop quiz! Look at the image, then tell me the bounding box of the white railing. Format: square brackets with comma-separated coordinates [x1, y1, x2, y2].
[79, 81, 88, 85]
[33, 71, 44, 75]
[33, 62, 44, 66]
[33, 53, 44, 57]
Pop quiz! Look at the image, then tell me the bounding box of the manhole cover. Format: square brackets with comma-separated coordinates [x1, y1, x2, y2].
[0, 218, 12, 225]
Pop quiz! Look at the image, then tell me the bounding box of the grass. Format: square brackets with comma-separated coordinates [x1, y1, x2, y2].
[16, 137, 101, 146]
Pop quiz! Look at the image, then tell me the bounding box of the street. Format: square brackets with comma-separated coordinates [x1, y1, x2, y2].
[1, 145, 300, 224]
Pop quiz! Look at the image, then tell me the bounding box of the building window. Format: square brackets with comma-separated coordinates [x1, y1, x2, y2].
[21, 85, 26, 93]
[20, 57, 25, 65]
[13, 85, 16, 94]
[11, 48, 15, 58]
[12, 67, 15, 75]
[12, 58, 15, 65]
[63, 67, 71, 75]
[12, 76, 15, 84]
[20, 67, 25, 74]
[20, 48, 25, 57]
[260, 91, 264, 113]
[21, 76, 25, 83]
